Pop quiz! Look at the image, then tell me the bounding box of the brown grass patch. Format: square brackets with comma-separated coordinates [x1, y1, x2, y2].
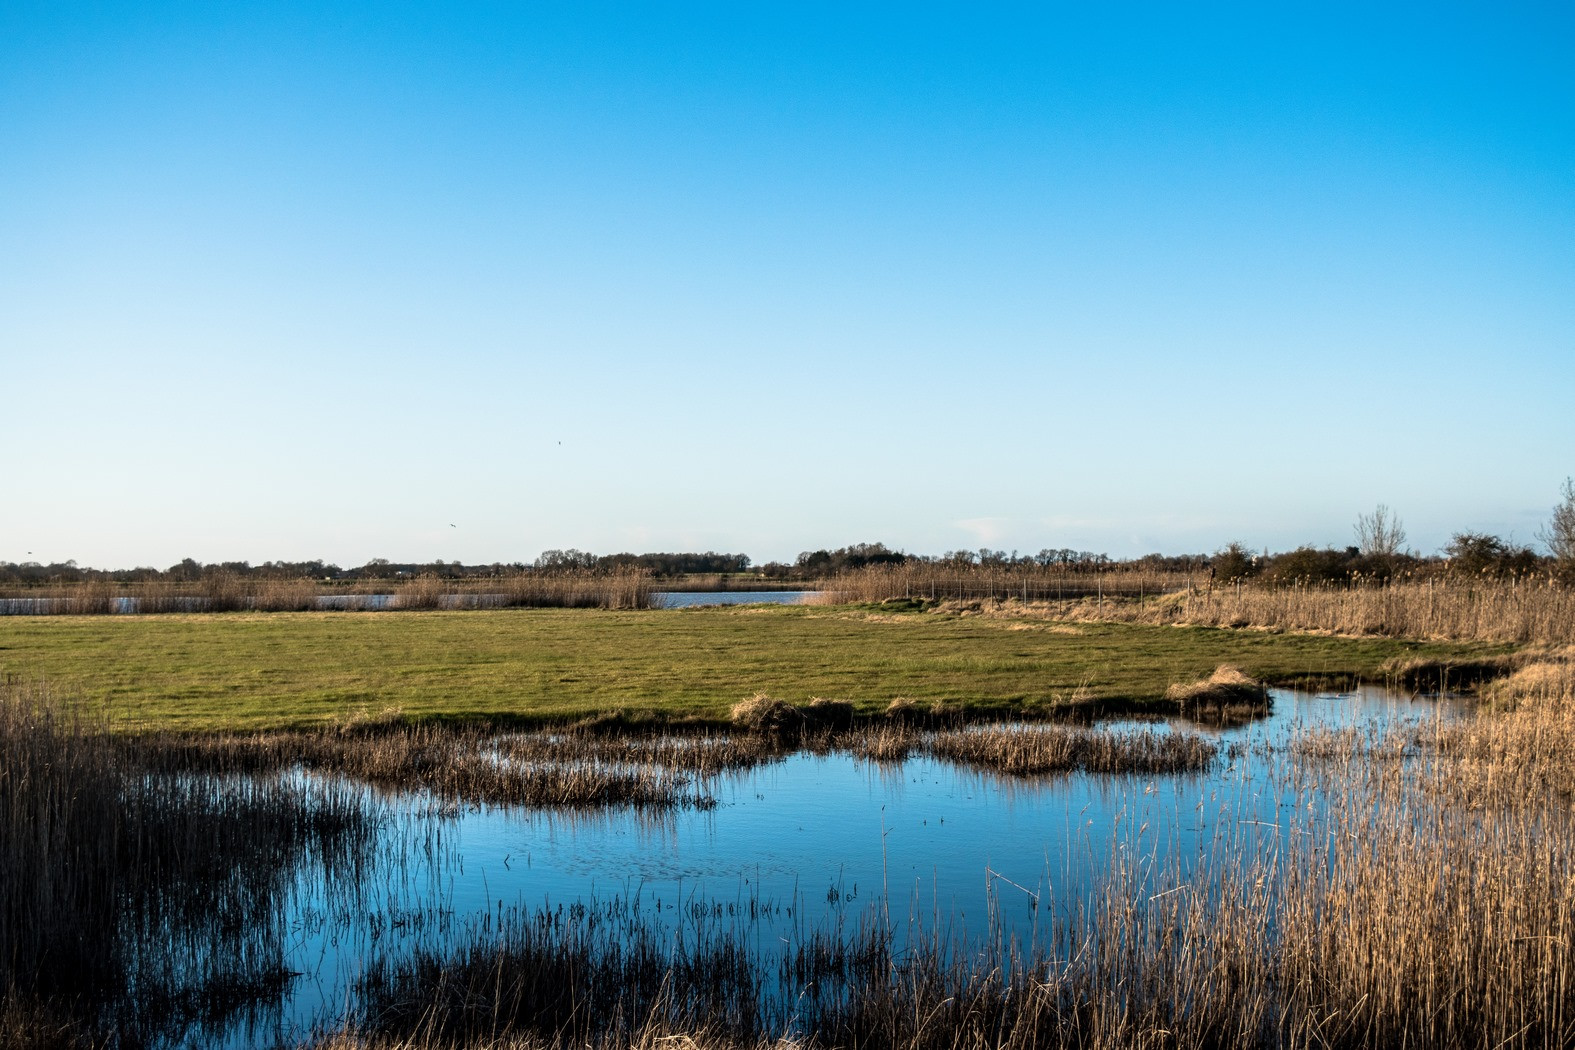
[928, 724, 1218, 777]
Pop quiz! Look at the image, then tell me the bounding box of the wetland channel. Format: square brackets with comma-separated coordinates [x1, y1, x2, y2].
[118, 684, 1460, 1049]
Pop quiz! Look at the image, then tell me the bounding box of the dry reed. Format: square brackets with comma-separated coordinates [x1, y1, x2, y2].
[817, 566, 1575, 646]
[0, 677, 374, 1047]
[928, 723, 1219, 777]
[0, 569, 656, 615]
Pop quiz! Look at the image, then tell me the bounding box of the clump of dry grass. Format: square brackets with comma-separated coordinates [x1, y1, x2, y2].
[1163, 664, 1271, 726]
[1165, 664, 1265, 705]
[1479, 650, 1575, 709]
[880, 696, 962, 727]
[883, 697, 918, 722]
[499, 731, 793, 779]
[730, 693, 806, 733]
[928, 724, 1218, 777]
[1410, 653, 1575, 808]
[839, 724, 919, 763]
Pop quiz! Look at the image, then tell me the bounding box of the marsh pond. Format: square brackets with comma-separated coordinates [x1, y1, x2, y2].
[31, 682, 1472, 1049]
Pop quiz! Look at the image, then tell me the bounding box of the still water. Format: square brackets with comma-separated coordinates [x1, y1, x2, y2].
[654, 590, 817, 607]
[171, 685, 1457, 1048]
[1, 591, 817, 614]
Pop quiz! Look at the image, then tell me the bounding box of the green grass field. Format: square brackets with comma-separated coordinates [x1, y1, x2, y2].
[0, 604, 1511, 731]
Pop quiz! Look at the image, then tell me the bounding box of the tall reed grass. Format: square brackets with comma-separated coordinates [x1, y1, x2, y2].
[0, 569, 655, 615]
[819, 565, 1575, 645]
[0, 677, 375, 1047]
[812, 563, 1188, 604]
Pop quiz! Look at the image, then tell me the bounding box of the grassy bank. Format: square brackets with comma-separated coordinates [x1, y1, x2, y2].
[0, 605, 1509, 731]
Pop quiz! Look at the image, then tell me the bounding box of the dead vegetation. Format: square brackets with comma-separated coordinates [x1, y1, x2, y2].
[0, 569, 657, 615]
[1164, 664, 1272, 724]
[929, 723, 1218, 777]
[820, 570, 1575, 646]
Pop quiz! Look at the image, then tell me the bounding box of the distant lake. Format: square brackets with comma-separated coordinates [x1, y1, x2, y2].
[0, 591, 822, 614]
[653, 590, 819, 608]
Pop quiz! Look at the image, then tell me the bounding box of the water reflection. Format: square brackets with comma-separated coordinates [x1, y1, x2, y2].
[159, 685, 1461, 1048]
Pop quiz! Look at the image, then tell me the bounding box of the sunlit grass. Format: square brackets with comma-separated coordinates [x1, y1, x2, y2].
[0, 605, 1510, 731]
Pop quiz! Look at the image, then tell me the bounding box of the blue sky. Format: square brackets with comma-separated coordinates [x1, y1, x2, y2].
[4, 3, 1572, 567]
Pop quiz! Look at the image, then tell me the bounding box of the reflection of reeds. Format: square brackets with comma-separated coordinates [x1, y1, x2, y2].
[144, 725, 718, 810]
[0, 677, 374, 1045]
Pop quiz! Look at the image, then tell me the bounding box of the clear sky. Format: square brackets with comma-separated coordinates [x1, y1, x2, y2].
[4, 2, 1572, 568]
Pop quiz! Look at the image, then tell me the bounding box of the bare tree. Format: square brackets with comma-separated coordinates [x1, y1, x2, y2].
[1541, 477, 1575, 567]
[1354, 504, 1407, 558]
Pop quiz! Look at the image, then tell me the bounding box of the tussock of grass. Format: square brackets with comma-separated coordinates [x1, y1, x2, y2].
[1163, 664, 1271, 726]
[730, 692, 805, 732]
[1165, 664, 1266, 705]
[1483, 654, 1575, 709]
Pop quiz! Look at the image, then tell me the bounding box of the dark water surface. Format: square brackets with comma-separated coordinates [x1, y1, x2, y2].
[166, 685, 1458, 1048]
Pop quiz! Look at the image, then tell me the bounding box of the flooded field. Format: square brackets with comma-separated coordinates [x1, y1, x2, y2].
[65, 685, 1460, 1048]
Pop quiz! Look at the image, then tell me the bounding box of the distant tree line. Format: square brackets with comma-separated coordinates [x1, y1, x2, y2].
[5, 482, 1572, 587]
[535, 550, 752, 575]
